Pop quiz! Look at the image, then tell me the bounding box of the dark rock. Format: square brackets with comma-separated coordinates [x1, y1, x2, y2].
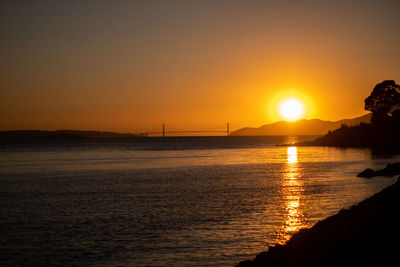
[236, 177, 400, 267]
[357, 163, 400, 178]
[376, 162, 400, 176]
[357, 168, 376, 178]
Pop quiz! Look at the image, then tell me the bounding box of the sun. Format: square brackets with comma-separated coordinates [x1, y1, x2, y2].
[278, 98, 305, 121]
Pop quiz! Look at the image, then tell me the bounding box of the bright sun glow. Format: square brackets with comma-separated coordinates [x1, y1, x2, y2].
[278, 98, 305, 121]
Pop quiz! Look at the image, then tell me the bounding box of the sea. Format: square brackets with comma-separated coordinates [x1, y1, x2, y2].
[1, 136, 399, 266]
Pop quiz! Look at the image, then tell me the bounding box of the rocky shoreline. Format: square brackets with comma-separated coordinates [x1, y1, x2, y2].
[357, 163, 400, 178]
[237, 177, 400, 266]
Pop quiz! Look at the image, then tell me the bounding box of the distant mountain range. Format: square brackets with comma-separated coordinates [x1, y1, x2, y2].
[230, 113, 372, 136]
[0, 114, 372, 139]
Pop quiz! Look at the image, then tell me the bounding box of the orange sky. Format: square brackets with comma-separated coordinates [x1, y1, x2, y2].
[1, 1, 400, 133]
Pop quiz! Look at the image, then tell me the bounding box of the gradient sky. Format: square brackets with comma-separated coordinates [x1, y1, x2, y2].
[1, 0, 400, 132]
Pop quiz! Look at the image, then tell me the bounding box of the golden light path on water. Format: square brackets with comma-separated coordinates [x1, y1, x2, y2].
[275, 146, 306, 244]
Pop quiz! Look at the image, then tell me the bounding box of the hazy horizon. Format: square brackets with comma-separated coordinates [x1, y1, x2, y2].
[0, 113, 371, 135]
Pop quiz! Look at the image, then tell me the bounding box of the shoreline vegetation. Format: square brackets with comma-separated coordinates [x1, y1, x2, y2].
[295, 121, 400, 153]
[237, 81, 400, 266]
[295, 80, 400, 153]
[3, 81, 400, 266]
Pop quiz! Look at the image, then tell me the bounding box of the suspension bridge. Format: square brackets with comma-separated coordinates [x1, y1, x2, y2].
[132, 123, 231, 137]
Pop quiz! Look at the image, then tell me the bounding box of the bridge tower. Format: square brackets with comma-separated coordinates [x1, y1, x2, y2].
[162, 124, 165, 137]
[227, 122, 230, 136]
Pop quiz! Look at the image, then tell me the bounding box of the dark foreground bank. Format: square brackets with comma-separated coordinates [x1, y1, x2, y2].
[237, 177, 400, 267]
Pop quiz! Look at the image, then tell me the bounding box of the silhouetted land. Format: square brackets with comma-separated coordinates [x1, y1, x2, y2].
[0, 130, 143, 140]
[357, 163, 400, 178]
[296, 80, 400, 153]
[230, 114, 371, 136]
[239, 81, 400, 266]
[300, 122, 400, 154]
[296, 119, 400, 153]
[237, 177, 400, 267]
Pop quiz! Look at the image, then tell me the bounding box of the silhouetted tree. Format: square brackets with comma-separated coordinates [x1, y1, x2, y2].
[365, 80, 400, 123]
[301, 80, 400, 151]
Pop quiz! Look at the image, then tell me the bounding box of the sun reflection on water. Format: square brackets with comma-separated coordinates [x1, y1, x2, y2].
[275, 146, 305, 244]
[287, 147, 298, 164]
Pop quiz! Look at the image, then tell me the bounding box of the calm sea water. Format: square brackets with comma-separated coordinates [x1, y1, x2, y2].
[1, 136, 399, 266]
